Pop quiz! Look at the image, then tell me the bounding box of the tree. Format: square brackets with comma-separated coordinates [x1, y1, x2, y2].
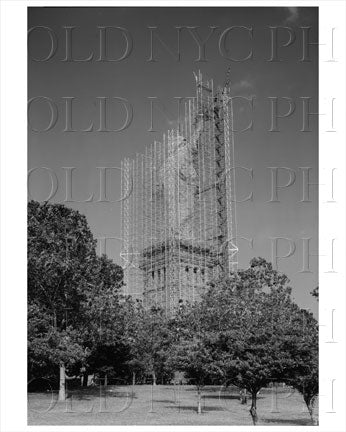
[125, 303, 172, 385]
[167, 304, 224, 414]
[285, 303, 318, 424]
[218, 292, 297, 424]
[28, 201, 97, 317]
[28, 302, 87, 385]
[28, 201, 124, 399]
[197, 258, 318, 425]
[81, 254, 125, 385]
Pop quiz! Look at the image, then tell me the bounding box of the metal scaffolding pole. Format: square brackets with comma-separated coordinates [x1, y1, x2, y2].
[121, 72, 238, 315]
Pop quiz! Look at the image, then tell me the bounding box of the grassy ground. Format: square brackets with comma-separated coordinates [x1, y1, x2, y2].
[28, 384, 316, 425]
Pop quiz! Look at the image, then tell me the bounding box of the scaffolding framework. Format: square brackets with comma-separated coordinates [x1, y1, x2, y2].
[121, 72, 238, 315]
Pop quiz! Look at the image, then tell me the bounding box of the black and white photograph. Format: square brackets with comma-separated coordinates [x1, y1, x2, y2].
[0, 2, 345, 431]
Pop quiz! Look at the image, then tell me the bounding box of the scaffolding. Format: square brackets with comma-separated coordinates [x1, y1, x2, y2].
[121, 72, 238, 315]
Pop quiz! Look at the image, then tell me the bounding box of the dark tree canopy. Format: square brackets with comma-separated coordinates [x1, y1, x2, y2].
[28, 201, 124, 384]
[169, 257, 318, 424]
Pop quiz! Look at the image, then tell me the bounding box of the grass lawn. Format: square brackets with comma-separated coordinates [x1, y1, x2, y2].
[28, 384, 316, 425]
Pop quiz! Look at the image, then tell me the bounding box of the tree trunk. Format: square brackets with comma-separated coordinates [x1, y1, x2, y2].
[82, 371, 88, 387]
[104, 374, 108, 387]
[250, 391, 258, 425]
[152, 371, 156, 386]
[197, 387, 202, 414]
[58, 363, 66, 401]
[307, 397, 318, 425]
[132, 371, 136, 386]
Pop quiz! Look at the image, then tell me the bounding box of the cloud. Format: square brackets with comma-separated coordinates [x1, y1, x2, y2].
[285, 7, 299, 23]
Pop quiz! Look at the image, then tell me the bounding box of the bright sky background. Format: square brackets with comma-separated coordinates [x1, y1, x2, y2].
[28, 7, 318, 314]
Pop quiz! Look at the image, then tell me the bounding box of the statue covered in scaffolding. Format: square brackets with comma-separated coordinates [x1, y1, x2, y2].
[121, 72, 238, 315]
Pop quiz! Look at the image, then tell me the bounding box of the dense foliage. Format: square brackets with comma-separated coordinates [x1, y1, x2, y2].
[167, 258, 319, 424]
[28, 201, 125, 396]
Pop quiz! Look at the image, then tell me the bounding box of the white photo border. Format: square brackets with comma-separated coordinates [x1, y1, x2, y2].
[1, 1, 345, 431]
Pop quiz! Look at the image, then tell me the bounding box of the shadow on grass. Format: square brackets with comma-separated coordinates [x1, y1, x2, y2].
[155, 399, 177, 404]
[68, 387, 138, 401]
[263, 418, 312, 426]
[205, 394, 240, 400]
[166, 405, 225, 412]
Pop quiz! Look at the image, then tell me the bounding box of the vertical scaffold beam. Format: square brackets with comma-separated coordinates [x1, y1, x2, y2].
[121, 72, 238, 314]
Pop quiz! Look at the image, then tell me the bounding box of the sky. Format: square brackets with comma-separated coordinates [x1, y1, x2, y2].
[28, 7, 318, 314]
